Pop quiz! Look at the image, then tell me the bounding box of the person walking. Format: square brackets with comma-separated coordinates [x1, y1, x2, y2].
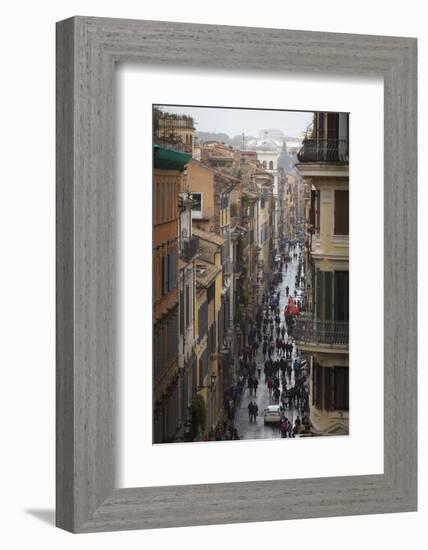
[252, 401, 259, 423]
[281, 340, 287, 357]
[262, 341, 267, 357]
[248, 401, 254, 423]
[267, 377, 273, 399]
[253, 378, 259, 396]
[280, 415, 288, 438]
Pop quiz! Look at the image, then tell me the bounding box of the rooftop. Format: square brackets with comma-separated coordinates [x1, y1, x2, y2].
[195, 259, 221, 288]
[192, 227, 225, 247]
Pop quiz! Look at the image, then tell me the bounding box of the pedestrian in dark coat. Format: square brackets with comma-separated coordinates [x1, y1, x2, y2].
[252, 401, 259, 423]
[253, 378, 259, 396]
[280, 416, 288, 438]
[248, 377, 254, 396]
[248, 402, 254, 422]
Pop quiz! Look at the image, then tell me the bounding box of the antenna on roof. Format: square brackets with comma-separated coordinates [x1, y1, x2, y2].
[242, 132, 245, 151]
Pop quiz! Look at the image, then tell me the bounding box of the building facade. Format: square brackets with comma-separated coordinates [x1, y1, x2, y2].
[255, 149, 281, 254]
[176, 185, 199, 440]
[294, 112, 350, 436]
[153, 146, 191, 443]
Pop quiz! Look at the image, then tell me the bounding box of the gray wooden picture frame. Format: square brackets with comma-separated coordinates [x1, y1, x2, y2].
[56, 16, 417, 533]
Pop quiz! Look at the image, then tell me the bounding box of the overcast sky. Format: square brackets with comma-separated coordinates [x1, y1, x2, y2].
[156, 104, 314, 139]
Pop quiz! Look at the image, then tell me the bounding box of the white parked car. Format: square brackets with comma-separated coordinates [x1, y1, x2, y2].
[263, 405, 282, 424]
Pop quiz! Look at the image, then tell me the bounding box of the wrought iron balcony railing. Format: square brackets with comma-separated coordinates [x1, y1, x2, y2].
[293, 318, 349, 346]
[181, 236, 199, 261]
[297, 138, 349, 163]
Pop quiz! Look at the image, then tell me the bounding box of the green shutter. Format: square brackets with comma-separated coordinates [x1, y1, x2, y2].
[324, 368, 333, 410]
[325, 271, 333, 321]
[316, 270, 323, 319]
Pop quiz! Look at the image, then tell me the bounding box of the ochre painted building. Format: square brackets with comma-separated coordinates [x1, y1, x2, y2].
[153, 146, 191, 443]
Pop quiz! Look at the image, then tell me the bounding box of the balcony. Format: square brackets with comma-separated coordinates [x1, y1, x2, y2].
[181, 236, 199, 261]
[293, 318, 348, 348]
[297, 139, 348, 163]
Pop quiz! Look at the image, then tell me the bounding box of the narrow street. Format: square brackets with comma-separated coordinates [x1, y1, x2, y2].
[235, 246, 305, 440]
[153, 106, 350, 445]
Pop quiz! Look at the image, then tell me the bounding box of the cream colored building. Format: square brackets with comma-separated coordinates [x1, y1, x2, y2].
[193, 229, 225, 434]
[295, 112, 349, 436]
[255, 149, 281, 253]
[255, 168, 274, 303]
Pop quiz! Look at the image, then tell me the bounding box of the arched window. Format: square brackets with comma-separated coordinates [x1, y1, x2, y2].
[269, 160, 274, 170]
[262, 161, 267, 169]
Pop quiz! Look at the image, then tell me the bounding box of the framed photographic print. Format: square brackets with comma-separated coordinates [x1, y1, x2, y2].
[56, 17, 417, 532]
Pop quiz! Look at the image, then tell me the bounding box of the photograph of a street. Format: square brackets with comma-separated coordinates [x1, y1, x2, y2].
[153, 105, 349, 444]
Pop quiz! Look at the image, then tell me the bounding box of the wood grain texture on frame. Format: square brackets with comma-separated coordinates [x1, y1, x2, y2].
[56, 16, 417, 533]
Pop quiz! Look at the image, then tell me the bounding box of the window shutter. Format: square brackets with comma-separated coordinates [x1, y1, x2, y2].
[324, 271, 333, 321]
[315, 190, 320, 233]
[180, 290, 184, 335]
[327, 113, 339, 139]
[171, 251, 177, 290]
[334, 190, 349, 235]
[163, 255, 169, 295]
[317, 113, 325, 139]
[312, 364, 317, 406]
[324, 368, 333, 410]
[310, 190, 316, 227]
[314, 364, 323, 408]
[315, 270, 324, 319]
[169, 253, 172, 292]
[334, 271, 349, 322]
[334, 367, 349, 410]
[185, 285, 190, 329]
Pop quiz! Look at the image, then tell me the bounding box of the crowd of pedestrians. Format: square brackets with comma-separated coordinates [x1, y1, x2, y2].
[238, 244, 311, 436]
[206, 243, 311, 441]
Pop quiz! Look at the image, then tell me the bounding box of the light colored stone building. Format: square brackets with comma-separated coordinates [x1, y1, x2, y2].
[294, 112, 350, 436]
